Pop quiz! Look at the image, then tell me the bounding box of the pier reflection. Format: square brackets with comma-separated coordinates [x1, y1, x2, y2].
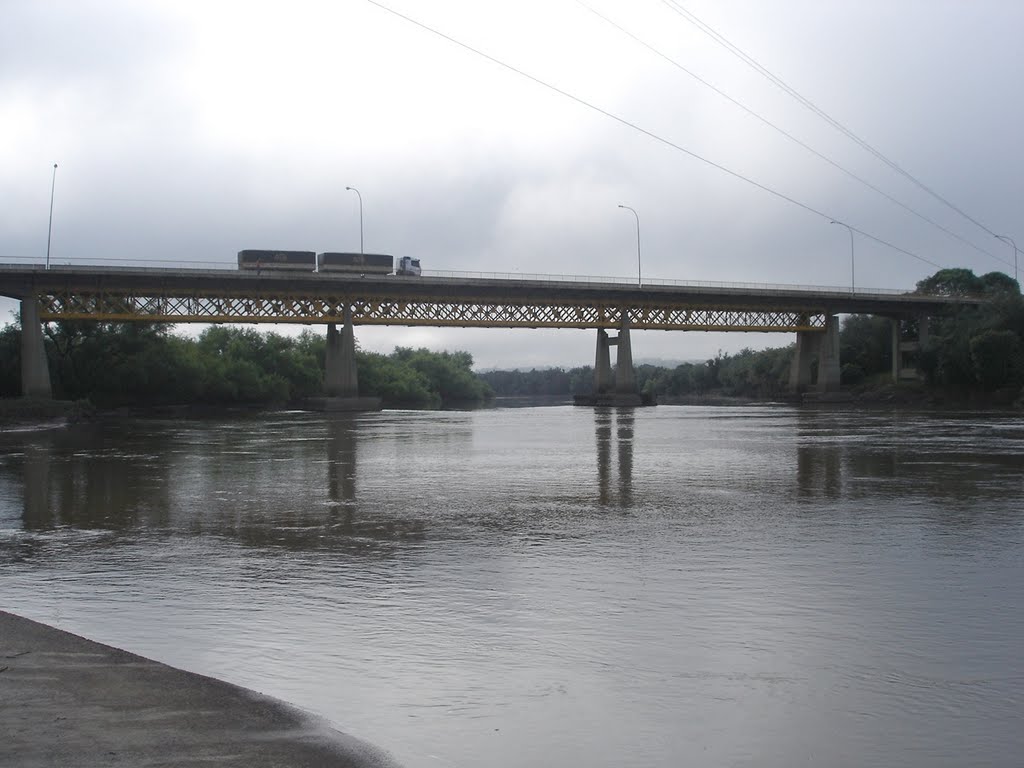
[326, 415, 357, 508]
[595, 408, 634, 508]
[11, 425, 171, 531]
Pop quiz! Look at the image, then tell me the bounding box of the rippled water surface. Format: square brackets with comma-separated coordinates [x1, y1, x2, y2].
[2, 405, 1023, 767]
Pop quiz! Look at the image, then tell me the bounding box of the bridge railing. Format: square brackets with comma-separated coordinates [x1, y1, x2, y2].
[420, 269, 909, 296]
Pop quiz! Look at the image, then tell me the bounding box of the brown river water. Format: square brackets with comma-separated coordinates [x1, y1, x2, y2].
[1, 405, 1022, 767]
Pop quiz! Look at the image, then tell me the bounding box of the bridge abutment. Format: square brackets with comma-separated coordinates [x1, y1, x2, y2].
[20, 298, 52, 399]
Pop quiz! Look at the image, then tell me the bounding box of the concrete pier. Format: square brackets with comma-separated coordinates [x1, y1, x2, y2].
[594, 328, 613, 394]
[20, 298, 52, 399]
[892, 315, 929, 381]
[324, 306, 359, 398]
[613, 315, 635, 395]
[788, 314, 840, 393]
[0, 611, 402, 768]
[817, 314, 841, 392]
[576, 316, 649, 406]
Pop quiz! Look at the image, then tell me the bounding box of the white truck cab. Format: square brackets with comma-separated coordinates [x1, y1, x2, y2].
[396, 256, 422, 276]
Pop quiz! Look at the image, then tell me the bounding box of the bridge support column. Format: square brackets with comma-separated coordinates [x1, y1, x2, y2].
[891, 315, 929, 382]
[594, 329, 613, 394]
[789, 331, 818, 391]
[324, 306, 359, 398]
[816, 314, 841, 392]
[891, 320, 900, 382]
[614, 314, 636, 395]
[20, 298, 52, 399]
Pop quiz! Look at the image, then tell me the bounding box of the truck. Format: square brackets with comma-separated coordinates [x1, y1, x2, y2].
[237, 250, 423, 276]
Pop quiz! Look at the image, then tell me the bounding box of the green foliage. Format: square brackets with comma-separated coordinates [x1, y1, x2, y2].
[978, 271, 1021, 296]
[0, 323, 21, 397]
[840, 314, 891, 377]
[391, 347, 492, 404]
[0, 322, 489, 408]
[357, 351, 437, 407]
[969, 330, 1024, 390]
[915, 268, 984, 297]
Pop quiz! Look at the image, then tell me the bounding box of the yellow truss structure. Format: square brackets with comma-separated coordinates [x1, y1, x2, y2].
[37, 289, 827, 332]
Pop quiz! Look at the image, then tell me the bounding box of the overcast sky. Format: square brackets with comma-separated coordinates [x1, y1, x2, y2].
[3, 0, 1022, 368]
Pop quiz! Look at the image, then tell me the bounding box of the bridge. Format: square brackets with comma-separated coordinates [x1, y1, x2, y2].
[0, 264, 982, 402]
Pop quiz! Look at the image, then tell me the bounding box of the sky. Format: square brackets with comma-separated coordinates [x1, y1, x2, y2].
[2, 0, 1022, 369]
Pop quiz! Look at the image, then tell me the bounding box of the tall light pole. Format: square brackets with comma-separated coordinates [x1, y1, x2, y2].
[345, 186, 363, 254]
[995, 234, 1018, 285]
[830, 220, 855, 292]
[618, 204, 641, 285]
[46, 163, 58, 270]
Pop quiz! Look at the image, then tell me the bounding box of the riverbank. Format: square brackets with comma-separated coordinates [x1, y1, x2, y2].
[0, 611, 402, 768]
[0, 397, 94, 430]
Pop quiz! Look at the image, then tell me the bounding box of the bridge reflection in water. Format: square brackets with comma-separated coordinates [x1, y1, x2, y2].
[595, 408, 634, 508]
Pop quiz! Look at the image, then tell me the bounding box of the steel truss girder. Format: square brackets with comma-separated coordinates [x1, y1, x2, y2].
[36, 290, 828, 332]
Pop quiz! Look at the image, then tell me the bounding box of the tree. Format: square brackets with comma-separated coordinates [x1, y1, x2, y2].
[915, 268, 983, 297]
[839, 314, 891, 378]
[970, 330, 1024, 390]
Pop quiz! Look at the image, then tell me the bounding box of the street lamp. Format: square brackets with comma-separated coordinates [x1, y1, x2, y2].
[618, 204, 641, 285]
[995, 234, 1018, 285]
[46, 163, 58, 270]
[830, 220, 855, 292]
[345, 186, 363, 254]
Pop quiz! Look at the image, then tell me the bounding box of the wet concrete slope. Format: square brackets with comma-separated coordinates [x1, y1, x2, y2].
[0, 611, 403, 768]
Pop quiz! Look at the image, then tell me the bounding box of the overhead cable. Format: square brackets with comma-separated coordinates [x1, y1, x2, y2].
[660, 0, 1005, 246]
[365, 0, 942, 268]
[578, 1, 1008, 267]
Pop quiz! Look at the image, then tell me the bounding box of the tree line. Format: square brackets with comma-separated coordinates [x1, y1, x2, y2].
[0, 322, 491, 409]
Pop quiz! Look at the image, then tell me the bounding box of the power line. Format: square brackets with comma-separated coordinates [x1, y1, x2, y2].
[364, 0, 943, 269]
[577, 1, 1009, 267]
[660, 0, 1005, 245]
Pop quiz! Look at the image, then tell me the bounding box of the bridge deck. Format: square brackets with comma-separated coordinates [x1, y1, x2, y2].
[0, 264, 980, 332]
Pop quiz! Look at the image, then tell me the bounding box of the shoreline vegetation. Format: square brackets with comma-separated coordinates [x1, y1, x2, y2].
[1, 268, 1021, 422]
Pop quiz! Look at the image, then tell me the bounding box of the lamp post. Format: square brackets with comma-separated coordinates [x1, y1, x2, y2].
[618, 204, 641, 285]
[830, 220, 855, 292]
[345, 186, 363, 254]
[46, 163, 58, 270]
[995, 234, 1018, 285]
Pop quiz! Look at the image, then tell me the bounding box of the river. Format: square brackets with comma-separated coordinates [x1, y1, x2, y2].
[1, 405, 1022, 767]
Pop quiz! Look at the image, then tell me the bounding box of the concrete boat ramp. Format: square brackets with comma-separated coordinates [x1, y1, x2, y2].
[0, 611, 402, 767]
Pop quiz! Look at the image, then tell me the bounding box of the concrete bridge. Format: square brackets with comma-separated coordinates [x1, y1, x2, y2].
[0, 264, 984, 401]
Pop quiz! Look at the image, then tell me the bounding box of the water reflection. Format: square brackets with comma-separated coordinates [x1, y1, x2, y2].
[8, 425, 172, 531]
[0, 416, 433, 553]
[796, 411, 844, 499]
[595, 408, 633, 508]
[793, 408, 1024, 509]
[327, 416, 357, 507]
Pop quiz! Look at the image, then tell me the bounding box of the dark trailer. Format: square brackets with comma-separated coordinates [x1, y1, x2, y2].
[238, 250, 316, 271]
[317, 252, 393, 274]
